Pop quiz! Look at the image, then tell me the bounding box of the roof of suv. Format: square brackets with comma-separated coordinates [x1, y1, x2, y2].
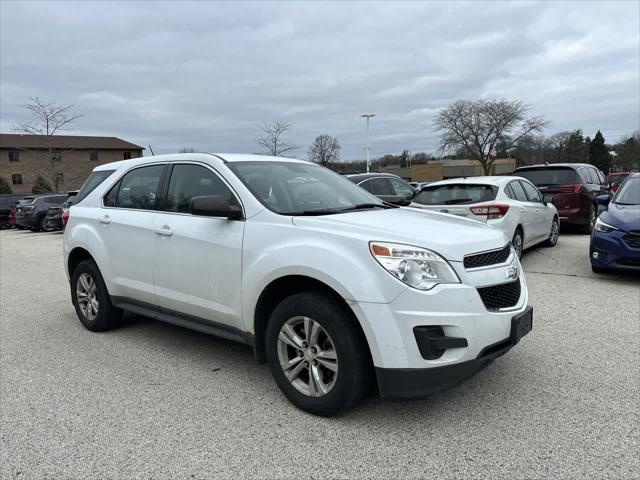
[93, 153, 309, 171]
[345, 173, 402, 182]
[424, 176, 522, 187]
[515, 163, 596, 171]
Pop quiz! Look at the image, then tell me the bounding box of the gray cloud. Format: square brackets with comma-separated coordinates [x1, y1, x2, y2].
[1, 0, 638, 159]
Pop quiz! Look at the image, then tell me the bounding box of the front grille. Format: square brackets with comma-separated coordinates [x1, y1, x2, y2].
[477, 280, 521, 310]
[623, 233, 640, 249]
[464, 244, 511, 269]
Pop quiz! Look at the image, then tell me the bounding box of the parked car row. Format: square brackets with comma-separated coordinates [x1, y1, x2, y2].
[0, 191, 78, 231]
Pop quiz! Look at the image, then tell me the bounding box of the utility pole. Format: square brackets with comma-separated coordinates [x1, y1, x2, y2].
[361, 113, 375, 173]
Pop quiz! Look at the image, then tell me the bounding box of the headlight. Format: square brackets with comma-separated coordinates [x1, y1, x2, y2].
[594, 217, 619, 233]
[369, 242, 460, 290]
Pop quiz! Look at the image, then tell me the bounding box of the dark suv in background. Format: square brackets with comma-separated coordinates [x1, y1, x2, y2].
[15, 194, 68, 231]
[514, 163, 608, 233]
[345, 173, 416, 205]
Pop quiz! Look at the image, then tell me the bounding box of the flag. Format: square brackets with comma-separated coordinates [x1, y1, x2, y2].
[489, 146, 497, 158]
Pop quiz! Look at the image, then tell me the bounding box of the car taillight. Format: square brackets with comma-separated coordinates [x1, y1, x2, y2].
[470, 204, 510, 219]
[22, 205, 35, 213]
[557, 184, 583, 193]
[62, 210, 70, 229]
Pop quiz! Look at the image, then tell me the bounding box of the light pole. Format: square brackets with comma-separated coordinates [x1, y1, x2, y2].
[361, 113, 375, 173]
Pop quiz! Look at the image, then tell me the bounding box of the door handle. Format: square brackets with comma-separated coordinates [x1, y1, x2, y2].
[99, 215, 111, 224]
[155, 225, 173, 237]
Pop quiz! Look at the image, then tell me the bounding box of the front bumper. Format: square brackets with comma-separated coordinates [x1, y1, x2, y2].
[590, 230, 640, 271]
[376, 306, 533, 399]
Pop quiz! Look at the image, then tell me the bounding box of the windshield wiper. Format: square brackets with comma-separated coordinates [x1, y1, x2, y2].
[284, 203, 393, 216]
[338, 203, 395, 212]
[444, 198, 473, 205]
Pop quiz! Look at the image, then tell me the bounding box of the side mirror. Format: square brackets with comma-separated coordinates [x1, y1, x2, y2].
[542, 194, 553, 205]
[596, 194, 610, 207]
[190, 195, 243, 220]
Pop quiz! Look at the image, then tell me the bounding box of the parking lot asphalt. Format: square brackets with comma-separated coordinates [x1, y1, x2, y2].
[1, 228, 638, 480]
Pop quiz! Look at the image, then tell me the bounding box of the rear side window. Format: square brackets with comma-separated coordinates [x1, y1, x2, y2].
[388, 177, 415, 198]
[75, 170, 116, 204]
[509, 181, 529, 202]
[165, 164, 234, 213]
[516, 168, 579, 187]
[414, 184, 497, 205]
[520, 181, 542, 202]
[104, 165, 164, 210]
[361, 178, 393, 196]
[578, 168, 593, 185]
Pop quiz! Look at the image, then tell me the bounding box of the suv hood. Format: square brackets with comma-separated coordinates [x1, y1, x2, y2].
[601, 203, 640, 232]
[292, 207, 508, 262]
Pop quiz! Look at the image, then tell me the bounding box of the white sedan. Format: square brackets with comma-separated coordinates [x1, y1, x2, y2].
[409, 176, 559, 258]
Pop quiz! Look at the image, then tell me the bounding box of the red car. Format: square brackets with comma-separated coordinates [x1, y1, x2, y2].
[514, 163, 609, 234]
[606, 172, 631, 193]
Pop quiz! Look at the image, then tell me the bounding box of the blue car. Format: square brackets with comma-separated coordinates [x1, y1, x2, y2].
[590, 173, 640, 274]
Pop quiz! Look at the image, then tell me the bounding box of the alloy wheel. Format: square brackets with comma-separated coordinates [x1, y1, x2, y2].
[512, 232, 523, 258]
[76, 273, 99, 321]
[276, 316, 338, 397]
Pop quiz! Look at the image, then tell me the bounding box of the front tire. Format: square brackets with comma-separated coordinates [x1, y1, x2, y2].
[544, 217, 560, 247]
[71, 260, 122, 331]
[265, 291, 372, 416]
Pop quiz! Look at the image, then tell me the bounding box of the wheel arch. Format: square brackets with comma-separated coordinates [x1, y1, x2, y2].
[252, 274, 373, 367]
[67, 247, 96, 278]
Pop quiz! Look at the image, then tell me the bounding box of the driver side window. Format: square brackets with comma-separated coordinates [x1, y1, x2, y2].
[165, 164, 234, 214]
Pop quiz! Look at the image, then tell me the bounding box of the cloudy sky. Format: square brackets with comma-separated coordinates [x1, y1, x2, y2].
[1, 1, 638, 160]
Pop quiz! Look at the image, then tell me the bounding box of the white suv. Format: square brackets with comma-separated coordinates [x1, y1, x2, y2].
[64, 153, 532, 416]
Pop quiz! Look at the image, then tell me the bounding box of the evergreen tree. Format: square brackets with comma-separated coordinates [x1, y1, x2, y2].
[589, 130, 610, 173]
[32, 176, 53, 194]
[0, 177, 12, 194]
[564, 129, 588, 162]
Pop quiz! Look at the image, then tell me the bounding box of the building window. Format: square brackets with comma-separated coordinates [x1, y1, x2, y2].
[55, 172, 64, 184]
[90, 150, 99, 162]
[51, 150, 62, 162]
[11, 174, 23, 185]
[123, 151, 132, 160]
[8, 150, 20, 162]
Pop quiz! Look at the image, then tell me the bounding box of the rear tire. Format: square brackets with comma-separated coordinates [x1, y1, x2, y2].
[265, 291, 372, 416]
[582, 204, 596, 234]
[512, 228, 524, 259]
[71, 260, 122, 332]
[544, 217, 560, 247]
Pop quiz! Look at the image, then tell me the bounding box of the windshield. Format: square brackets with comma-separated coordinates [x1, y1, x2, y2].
[227, 161, 389, 215]
[414, 184, 497, 205]
[613, 176, 640, 205]
[516, 168, 579, 187]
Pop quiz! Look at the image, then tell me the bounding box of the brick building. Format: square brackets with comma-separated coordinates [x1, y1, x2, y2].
[0, 134, 144, 194]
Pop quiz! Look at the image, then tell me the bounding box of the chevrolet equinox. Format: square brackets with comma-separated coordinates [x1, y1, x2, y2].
[64, 153, 532, 416]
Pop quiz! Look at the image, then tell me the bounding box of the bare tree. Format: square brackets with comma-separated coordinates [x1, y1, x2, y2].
[308, 134, 340, 166]
[434, 99, 549, 175]
[255, 120, 298, 156]
[12, 96, 84, 190]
